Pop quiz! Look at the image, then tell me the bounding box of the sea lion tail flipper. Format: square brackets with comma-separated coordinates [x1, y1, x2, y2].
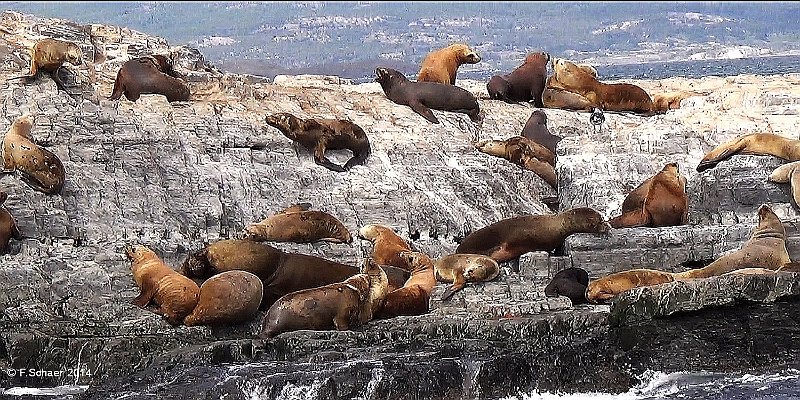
[344, 146, 371, 170]
[408, 101, 440, 124]
[440, 280, 466, 301]
[18, 172, 60, 195]
[312, 141, 346, 172]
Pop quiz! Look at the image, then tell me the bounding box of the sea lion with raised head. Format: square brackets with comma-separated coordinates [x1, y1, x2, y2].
[417, 43, 481, 85]
[374, 251, 437, 319]
[696, 133, 800, 173]
[2, 114, 66, 195]
[609, 162, 689, 229]
[357, 224, 414, 271]
[109, 54, 190, 102]
[434, 253, 500, 300]
[183, 270, 264, 327]
[243, 202, 352, 244]
[520, 109, 562, 155]
[486, 51, 549, 106]
[475, 137, 557, 188]
[0, 191, 21, 255]
[552, 57, 653, 115]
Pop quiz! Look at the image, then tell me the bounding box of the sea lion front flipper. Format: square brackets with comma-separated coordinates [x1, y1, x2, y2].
[312, 139, 346, 172]
[18, 170, 61, 195]
[408, 101, 440, 124]
[608, 209, 651, 229]
[440, 274, 466, 301]
[131, 281, 156, 308]
[789, 167, 800, 208]
[279, 203, 312, 214]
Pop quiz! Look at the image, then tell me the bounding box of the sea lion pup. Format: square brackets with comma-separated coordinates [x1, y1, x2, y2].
[474, 137, 558, 188]
[608, 162, 689, 229]
[520, 110, 562, 155]
[434, 253, 500, 300]
[125, 244, 200, 326]
[551, 57, 654, 115]
[183, 270, 263, 327]
[374, 251, 437, 319]
[10, 38, 84, 94]
[585, 268, 676, 304]
[456, 207, 610, 263]
[375, 67, 482, 124]
[108, 54, 191, 102]
[696, 133, 800, 173]
[263, 112, 371, 172]
[357, 224, 414, 271]
[544, 267, 590, 305]
[486, 51, 549, 106]
[243, 202, 352, 244]
[2, 114, 66, 195]
[768, 161, 800, 207]
[417, 43, 481, 85]
[0, 191, 22, 255]
[674, 204, 790, 279]
[260, 257, 389, 339]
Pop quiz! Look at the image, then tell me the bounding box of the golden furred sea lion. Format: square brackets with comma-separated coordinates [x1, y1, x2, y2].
[10, 38, 84, 93]
[0, 191, 22, 255]
[243, 202, 352, 244]
[417, 43, 481, 85]
[696, 133, 800, 172]
[434, 253, 500, 300]
[609, 162, 689, 229]
[586, 268, 676, 303]
[552, 57, 653, 115]
[183, 270, 263, 327]
[357, 224, 414, 271]
[374, 251, 437, 319]
[2, 114, 66, 195]
[475, 136, 557, 189]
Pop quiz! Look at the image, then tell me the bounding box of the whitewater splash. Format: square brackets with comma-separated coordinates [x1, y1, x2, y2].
[3, 385, 88, 397]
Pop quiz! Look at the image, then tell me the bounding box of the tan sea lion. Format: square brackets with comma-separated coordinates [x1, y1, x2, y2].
[2, 114, 66, 195]
[520, 109, 562, 155]
[486, 51, 549, 106]
[109, 55, 190, 102]
[651, 91, 702, 113]
[586, 268, 676, 304]
[259, 257, 389, 339]
[375, 67, 482, 124]
[434, 253, 500, 300]
[696, 133, 800, 173]
[417, 43, 481, 85]
[456, 207, 610, 263]
[126, 244, 200, 326]
[374, 251, 437, 319]
[263, 112, 371, 172]
[768, 161, 800, 207]
[0, 191, 22, 255]
[609, 162, 689, 228]
[183, 270, 263, 327]
[475, 136, 557, 189]
[357, 224, 414, 271]
[542, 75, 596, 111]
[10, 38, 84, 94]
[243, 202, 352, 244]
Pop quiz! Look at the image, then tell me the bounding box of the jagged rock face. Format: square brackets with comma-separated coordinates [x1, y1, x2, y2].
[2, 10, 800, 398]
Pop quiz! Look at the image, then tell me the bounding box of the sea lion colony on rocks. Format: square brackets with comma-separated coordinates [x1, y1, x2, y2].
[2, 28, 798, 338]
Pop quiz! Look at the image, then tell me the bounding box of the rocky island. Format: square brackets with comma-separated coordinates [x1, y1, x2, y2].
[1, 10, 800, 400]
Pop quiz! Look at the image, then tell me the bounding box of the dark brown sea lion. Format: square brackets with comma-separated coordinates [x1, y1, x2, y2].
[486, 51, 549, 107]
[552, 57, 653, 115]
[768, 161, 800, 207]
[456, 207, 611, 263]
[259, 257, 389, 338]
[434, 253, 500, 300]
[586, 268, 676, 304]
[183, 270, 263, 327]
[108, 55, 190, 102]
[357, 224, 414, 271]
[374, 251, 437, 319]
[475, 136, 557, 188]
[263, 112, 371, 172]
[126, 244, 200, 326]
[0, 191, 22, 255]
[544, 267, 590, 305]
[520, 109, 562, 155]
[243, 202, 352, 244]
[375, 67, 482, 124]
[697, 133, 800, 173]
[417, 43, 481, 85]
[608, 162, 689, 229]
[1, 114, 66, 195]
[10, 38, 84, 94]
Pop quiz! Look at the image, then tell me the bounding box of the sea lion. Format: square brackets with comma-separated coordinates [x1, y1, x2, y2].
[263, 112, 371, 172]
[542, 76, 596, 112]
[243, 202, 352, 244]
[486, 51, 549, 106]
[417, 43, 481, 85]
[126, 244, 200, 326]
[10, 38, 83, 94]
[375, 67, 482, 124]
[0, 191, 22, 255]
[183, 270, 263, 327]
[374, 251, 437, 319]
[259, 257, 389, 339]
[357, 224, 414, 271]
[520, 109, 562, 155]
[456, 207, 611, 263]
[551, 57, 653, 115]
[768, 161, 800, 207]
[651, 91, 702, 113]
[608, 162, 689, 229]
[2, 114, 66, 195]
[474, 136, 557, 188]
[434, 253, 500, 300]
[108, 54, 190, 102]
[586, 268, 676, 304]
[544, 267, 590, 305]
[696, 133, 800, 173]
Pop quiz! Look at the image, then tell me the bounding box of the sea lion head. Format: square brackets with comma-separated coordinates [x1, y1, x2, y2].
[565, 207, 611, 234]
[463, 257, 499, 281]
[451, 43, 481, 64]
[525, 51, 549, 66]
[375, 67, 407, 88]
[13, 114, 34, 133]
[64, 42, 84, 66]
[399, 250, 433, 272]
[125, 244, 153, 265]
[357, 224, 385, 242]
[473, 139, 505, 156]
[265, 112, 301, 131]
[586, 269, 674, 304]
[529, 109, 548, 125]
[179, 246, 211, 278]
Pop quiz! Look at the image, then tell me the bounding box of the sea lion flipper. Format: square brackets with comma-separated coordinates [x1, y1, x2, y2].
[131, 282, 156, 308]
[312, 140, 346, 172]
[408, 101, 440, 124]
[779, 262, 800, 272]
[608, 210, 650, 229]
[18, 171, 60, 195]
[789, 168, 800, 207]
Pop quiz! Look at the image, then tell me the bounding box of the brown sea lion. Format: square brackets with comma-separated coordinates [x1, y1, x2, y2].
[417, 43, 481, 85]
[259, 257, 389, 339]
[109, 54, 190, 102]
[2, 114, 66, 195]
[183, 270, 263, 327]
[263, 112, 371, 172]
[375, 67, 482, 124]
[374, 251, 437, 319]
[608, 162, 689, 229]
[520, 109, 562, 155]
[542, 75, 596, 112]
[696, 133, 800, 173]
[243, 202, 352, 244]
[456, 207, 610, 263]
[586, 268, 676, 304]
[475, 137, 557, 188]
[357, 224, 414, 271]
[434, 253, 500, 300]
[544, 267, 590, 305]
[552, 57, 653, 115]
[10, 38, 84, 94]
[0, 191, 22, 255]
[126, 244, 200, 326]
[486, 51, 549, 106]
[768, 161, 800, 207]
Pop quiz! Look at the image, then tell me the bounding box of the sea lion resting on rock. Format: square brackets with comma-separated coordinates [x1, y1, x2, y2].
[474, 136, 557, 189]
[375, 67, 482, 124]
[374, 251, 437, 319]
[357, 224, 414, 271]
[243, 202, 352, 244]
[697, 133, 800, 173]
[585, 268, 676, 304]
[109, 54, 190, 102]
[259, 257, 389, 339]
[544, 267, 590, 305]
[183, 270, 263, 327]
[10, 38, 84, 94]
[434, 253, 500, 300]
[263, 112, 371, 172]
[542, 75, 595, 112]
[126, 245, 200, 325]
[456, 207, 610, 263]
[609, 162, 689, 229]
[2, 114, 66, 195]
[486, 51, 549, 107]
[417, 43, 481, 85]
[520, 110, 562, 155]
[0, 191, 21, 255]
[768, 161, 800, 208]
